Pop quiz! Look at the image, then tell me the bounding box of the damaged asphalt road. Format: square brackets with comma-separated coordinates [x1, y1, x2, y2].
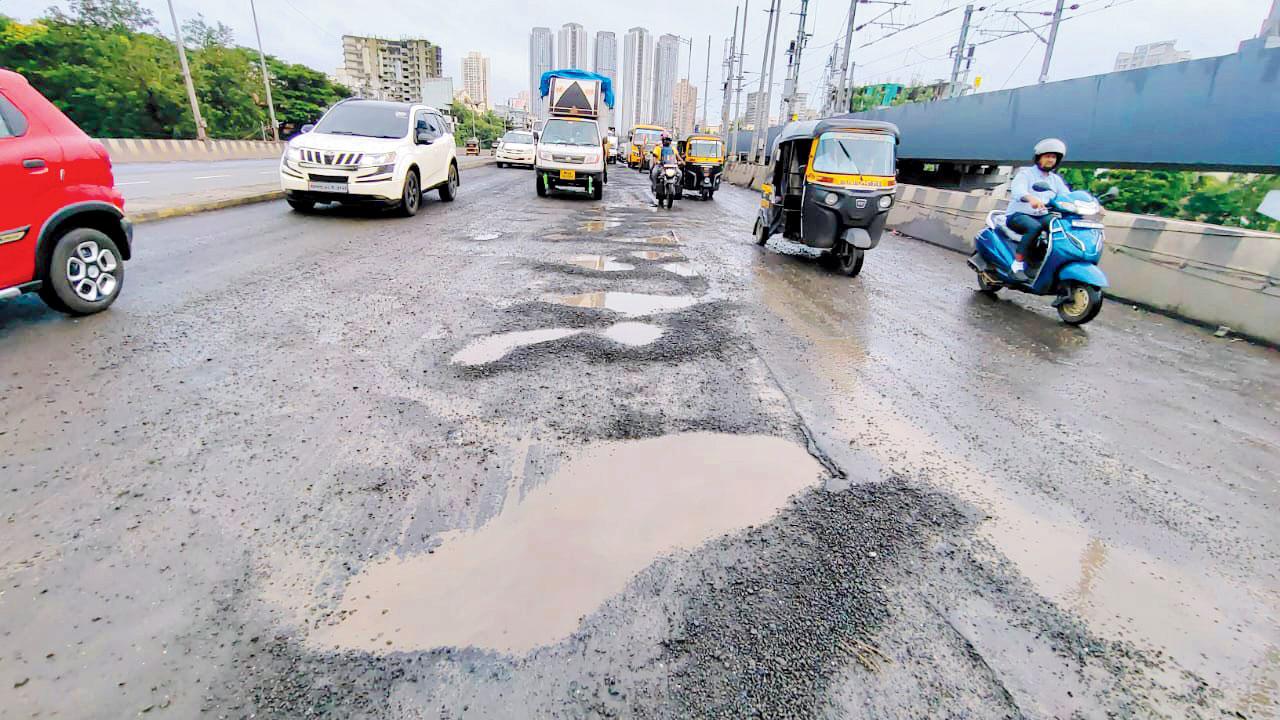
[1, 165, 1277, 719]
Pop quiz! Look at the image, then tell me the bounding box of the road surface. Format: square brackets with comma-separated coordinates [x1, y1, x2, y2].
[2, 164, 1276, 718]
[114, 158, 281, 202]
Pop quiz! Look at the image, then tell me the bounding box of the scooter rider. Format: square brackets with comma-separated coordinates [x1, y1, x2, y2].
[650, 132, 683, 201]
[1006, 139, 1071, 283]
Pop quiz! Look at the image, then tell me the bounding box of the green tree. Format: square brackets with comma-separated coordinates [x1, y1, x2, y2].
[182, 14, 234, 48]
[267, 57, 348, 127]
[448, 102, 507, 146]
[45, 0, 155, 31]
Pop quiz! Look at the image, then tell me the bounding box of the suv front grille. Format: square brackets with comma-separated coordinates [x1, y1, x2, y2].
[301, 149, 363, 166]
[552, 155, 584, 164]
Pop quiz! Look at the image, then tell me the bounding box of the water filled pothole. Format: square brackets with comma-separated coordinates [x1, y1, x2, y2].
[313, 433, 824, 654]
[547, 291, 698, 316]
[600, 321, 664, 346]
[606, 232, 681, 246]
[661, 262, 698, 277]
[471, 232, 502, 241]
[580, 219, 624, 232]
[450, 328, 580, 366]
[630, 251, 684, 261]
[566, 255, 634, 272]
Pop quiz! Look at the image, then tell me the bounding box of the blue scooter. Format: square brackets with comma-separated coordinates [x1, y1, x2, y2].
[968, 183, 1118, 325]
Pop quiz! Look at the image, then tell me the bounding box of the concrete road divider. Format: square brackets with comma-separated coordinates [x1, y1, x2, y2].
[100, 138, 286, 164]
[725, 164, 1280, 346]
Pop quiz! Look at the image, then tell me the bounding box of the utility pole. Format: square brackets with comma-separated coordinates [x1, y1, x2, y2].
[948, 4, 974, 98]
[166, 0, 207, 144]
[781, 0, 810, 123]
[835, 0, 860, 116]
[249, 0, 279, 141]
[749, 0, 777, 164]
[721, 8, 739, 152]
[731, 0, 749, 163]
[759, 0, 784, 158]
[1039, 0, 1066, 84]
[702, 35, 711, 130]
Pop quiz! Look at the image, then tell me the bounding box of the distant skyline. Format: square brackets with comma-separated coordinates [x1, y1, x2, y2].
[15, 0, 1273, 119]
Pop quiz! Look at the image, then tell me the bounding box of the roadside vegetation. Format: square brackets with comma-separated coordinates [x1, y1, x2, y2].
[0, 0, 348, 139]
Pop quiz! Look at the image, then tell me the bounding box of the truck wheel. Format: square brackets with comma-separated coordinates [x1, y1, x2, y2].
[438, 163, 459, 202]
[396, 169, 421, 217]
[1057, 283, 1104, 325]
[591, 180, 603, 201]
[39, 228, 124, 315]
[535, 172, 547, 197]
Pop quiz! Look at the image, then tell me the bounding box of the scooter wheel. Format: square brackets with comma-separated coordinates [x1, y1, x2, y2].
[1058, 283, 1104, 325]
[976, 270, 1003, 295]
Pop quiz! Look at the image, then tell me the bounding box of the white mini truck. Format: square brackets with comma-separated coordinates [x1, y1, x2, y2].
[534, 71, 614, 201]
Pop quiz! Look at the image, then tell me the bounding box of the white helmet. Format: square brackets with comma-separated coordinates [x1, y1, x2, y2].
[1034, 138, 1067, 160]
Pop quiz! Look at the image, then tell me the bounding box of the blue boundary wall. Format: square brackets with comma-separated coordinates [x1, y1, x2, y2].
[839, 46, 1280, 172]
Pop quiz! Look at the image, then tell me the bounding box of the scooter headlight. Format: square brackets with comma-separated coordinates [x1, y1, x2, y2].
[665, 168, 678, 178]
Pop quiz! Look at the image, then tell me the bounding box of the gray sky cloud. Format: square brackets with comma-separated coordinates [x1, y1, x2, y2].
[11, 0, 1271, 117]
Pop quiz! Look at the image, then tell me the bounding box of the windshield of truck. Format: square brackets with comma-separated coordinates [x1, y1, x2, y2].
[688, 140, 722, 159]
[811, 131, 896, 176]
[540, 119, 599, 146]
[502, 131, 534, 145]
[313, 102, 410, 139]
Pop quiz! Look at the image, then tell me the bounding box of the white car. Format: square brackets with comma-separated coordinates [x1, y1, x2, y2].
[534, 117, 606, 201]
[280, 99, 458, 216]
[605, 132, 619, 163]
[495, 130, 536, 168]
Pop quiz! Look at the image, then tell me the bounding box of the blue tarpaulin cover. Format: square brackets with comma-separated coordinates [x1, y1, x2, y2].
[539, 69, 615, 108]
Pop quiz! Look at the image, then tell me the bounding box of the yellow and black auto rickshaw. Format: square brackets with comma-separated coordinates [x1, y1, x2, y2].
[628, 125, 664, 170]
[754, 119, 899, 277]
[678, 134, 725, 200]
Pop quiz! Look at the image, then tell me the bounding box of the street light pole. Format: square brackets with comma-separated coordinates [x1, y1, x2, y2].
[835, 0, 860, 115]
[166, 0, 208, 143]
[948, 4, 974, 98]
[1039, 0, 1066, 84]
[702, 35, 711, 130]
[248, 0, 279, 141]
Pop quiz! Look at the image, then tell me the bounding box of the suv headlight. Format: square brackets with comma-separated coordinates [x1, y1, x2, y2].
[360, 152, 396, 167]
[284, 145, 303, 162]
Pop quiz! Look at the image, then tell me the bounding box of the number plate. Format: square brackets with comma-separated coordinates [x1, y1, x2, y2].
[760, 199, 770, 208]
[308, 181, 348, 194]
[559, 170, 576, 180]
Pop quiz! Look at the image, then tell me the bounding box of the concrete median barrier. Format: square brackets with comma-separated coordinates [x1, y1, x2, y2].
[99, 138, 287, 164]
[725, 169, 1280, 346]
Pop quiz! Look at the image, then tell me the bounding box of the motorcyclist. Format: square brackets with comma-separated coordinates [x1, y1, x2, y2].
[650, 132, 683, 202]
[1005, 138, 1071, 283]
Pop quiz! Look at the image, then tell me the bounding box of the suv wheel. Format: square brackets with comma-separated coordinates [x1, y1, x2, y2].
[397, 169, 421, 217]
[287, 196, 314, 212]
[40, 228, 125, 315]
[439, 163, 459, 202]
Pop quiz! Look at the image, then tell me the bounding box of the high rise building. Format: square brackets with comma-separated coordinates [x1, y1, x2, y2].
[742, 90, 760, 129]
[529, 27, 554, 121]
[558, 23, 588, 70]
[511, 91, 530, 111]
[672, 79, 697, 136]
[652, 34, 681, 127]
[339, 34, 443, 103]
[620, 27, 654, 135]
[461, 51, 490, 110]
[1263, 0, 1280, 37]
[1114, 41, 1191, 71]
[593, 31, 618, 86]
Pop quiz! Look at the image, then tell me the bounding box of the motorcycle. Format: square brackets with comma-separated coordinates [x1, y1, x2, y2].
[653, 162, 681, 210]
[968, 183, 1119, 325]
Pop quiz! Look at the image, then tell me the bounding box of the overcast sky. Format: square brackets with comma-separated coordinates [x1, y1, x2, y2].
[7, 0, 1272, 117]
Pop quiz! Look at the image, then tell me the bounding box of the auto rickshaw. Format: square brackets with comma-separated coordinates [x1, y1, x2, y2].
[678, 134, 725, 200]
[464, 137, 480, 156]
[754, 119, 899, 277]
[628, 125, 664, 170]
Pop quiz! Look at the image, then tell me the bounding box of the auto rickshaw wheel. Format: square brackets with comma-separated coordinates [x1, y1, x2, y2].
[753, 218, 769, 246]
[833, 241, 864, 277]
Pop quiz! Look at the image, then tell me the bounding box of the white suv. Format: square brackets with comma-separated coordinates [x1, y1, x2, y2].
[534, 117, 606, 201]
[280, 99, 458, 216]
[495, 130, 535, 168]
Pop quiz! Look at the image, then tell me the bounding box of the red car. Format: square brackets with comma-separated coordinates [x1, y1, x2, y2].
[0, 68, 132, 315]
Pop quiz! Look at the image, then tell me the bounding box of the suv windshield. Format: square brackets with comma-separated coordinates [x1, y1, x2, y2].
[502, 131, 534, 144]
[540, 119, 599, 146]
[313, 102, 410, 139]
[811, 132, 895, 176]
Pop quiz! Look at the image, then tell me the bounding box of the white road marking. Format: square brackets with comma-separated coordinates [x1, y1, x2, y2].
[115, 181, 151, 186]
[193, 174, 231, 180]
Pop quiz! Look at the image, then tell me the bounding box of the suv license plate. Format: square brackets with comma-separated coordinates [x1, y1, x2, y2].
[309, 181, 348, 193]
[559, 170, 576, 180]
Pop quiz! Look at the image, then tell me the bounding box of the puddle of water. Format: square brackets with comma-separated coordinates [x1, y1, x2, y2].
[450, 328, 581, 366]
[472, 232, 502, 241]
[661, 262, 698, 277]
[630, 251, 684, 261]
[599, 322, 664, 346]
[580, 219, 623, 232]
[607, 232, 682, 246]
[548, 291, 697, 316]
[314, 433, 824, 654]
[566, 255, 634, 272]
